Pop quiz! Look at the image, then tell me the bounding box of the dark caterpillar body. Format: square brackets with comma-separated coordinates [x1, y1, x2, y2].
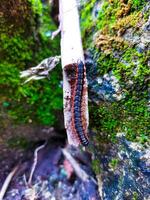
[73, 61, 89, 146]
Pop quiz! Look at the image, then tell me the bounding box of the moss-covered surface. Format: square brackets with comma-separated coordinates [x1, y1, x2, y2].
[0, 0, 62, 129]
[81, 0, 149, 144]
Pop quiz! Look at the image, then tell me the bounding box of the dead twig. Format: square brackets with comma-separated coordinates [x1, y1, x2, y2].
[23, 174, 28, 187]
[51, 25, 61, 40]
[20, 56, 61, 84]
[0, 165, 19, 200]
[28, 142, 47, 185]
[62, 148, 97, 184]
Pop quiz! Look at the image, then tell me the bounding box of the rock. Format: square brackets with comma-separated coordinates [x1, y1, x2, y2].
[142, 16, 150, 32]
[96, 135, 150, 200]
[123, 28, 140, 45]
[141, 33, 150, 44]
[136, 42, 146, 53]
[142, 2, 150, 15]
[121, 4, 150, 53]
[87, 62, 123, 102]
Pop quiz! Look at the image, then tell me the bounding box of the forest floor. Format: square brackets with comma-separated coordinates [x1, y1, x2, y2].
[0, 127, 149, 200]
[0, 128, 99, 200]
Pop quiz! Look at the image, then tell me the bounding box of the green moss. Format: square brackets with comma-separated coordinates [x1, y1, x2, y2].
[132, 192, 138, 200]
[95, 0, 141, 34]
[0, 1, 62, 126]
[109, 158, 119, 170]
[80, 0, 97, 47]
[92, 159, 101, 174]
[90, 47, 149, 143]
[81, 0, 147, 49]
[111, 11, 142, 34]
[96, 53, 119, 76]
[114, 49, 150, 84]
[89, 73, 149, 142]
[0, 34, 33, 65]
[82, 0, 149, 144]
[97, 1, 117, 31]
[28, 0, 42, 16]
[130, 0, 146, 10]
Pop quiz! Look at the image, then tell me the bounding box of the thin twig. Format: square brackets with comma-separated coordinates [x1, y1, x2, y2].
[20, 56, 61, 83]
[0, 165, 19, 200]
[62, 148, 97, 184]
[51, 25, 61, 40]
[23, 174, 28, 187]
[28, 142, 47, 185]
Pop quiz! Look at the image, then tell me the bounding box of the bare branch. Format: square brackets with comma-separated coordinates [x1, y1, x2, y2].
[28, 142, 47, 185]
[51, 25, 61, 40]
[62, 148, 89, 181]
[0, 165, 19, 200]
[62, 148, 97, 184]
[20, 56, 61, 83]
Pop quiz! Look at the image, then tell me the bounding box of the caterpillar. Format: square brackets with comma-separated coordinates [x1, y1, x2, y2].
[73, 61, 89, 146]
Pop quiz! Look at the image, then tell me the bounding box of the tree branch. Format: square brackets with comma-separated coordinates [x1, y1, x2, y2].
[59, 0, 89, 146]
[0, 165, 19, 200]
[20, 56, 60, 83]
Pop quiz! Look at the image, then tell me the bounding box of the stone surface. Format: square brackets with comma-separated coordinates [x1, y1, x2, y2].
[85, 51, 123, 103]
[122, 13, 150, 53]
[96, 135, 150, 200]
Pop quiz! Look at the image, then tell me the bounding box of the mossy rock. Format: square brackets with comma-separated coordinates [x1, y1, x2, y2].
[81, 0, 149, 144]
